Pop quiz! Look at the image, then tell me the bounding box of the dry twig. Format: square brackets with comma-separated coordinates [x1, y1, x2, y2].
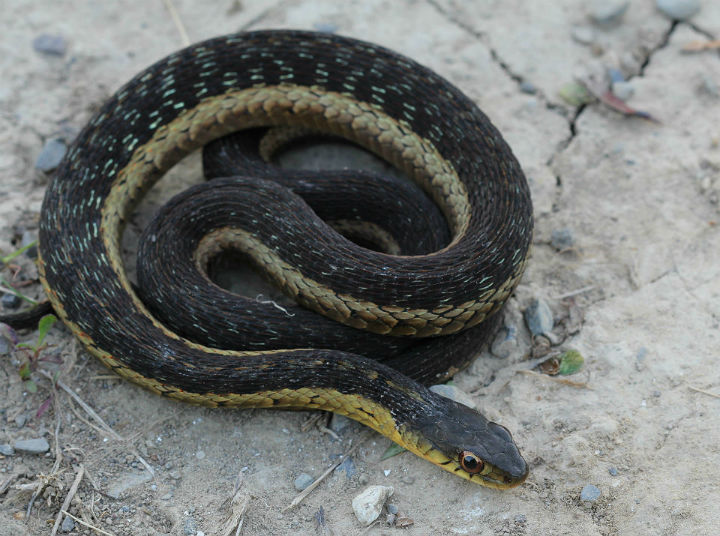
[61, 510, 116, 536]
[285, 436, 367, 510]
[221, 473, 250, 536]
[688, 385, 720, 399]
[51, 465, 84, 536]
[161, 0, 190, 46]
[517, 368, 590, 388]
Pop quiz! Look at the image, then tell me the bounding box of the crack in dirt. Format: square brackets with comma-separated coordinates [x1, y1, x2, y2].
[424, 0, 572, 125]
[639, 20, 679, 75]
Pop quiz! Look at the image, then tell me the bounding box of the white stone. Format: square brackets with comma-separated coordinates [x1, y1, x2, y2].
[352, 485, 394, 526]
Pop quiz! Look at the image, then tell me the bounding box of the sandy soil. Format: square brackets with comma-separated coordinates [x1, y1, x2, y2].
[1, 1, 719, 535]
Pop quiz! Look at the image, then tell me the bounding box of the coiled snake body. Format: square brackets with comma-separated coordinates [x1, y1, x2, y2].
[29, 31, 532, 488]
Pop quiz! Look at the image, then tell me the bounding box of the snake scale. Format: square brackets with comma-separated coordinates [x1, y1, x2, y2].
[9, 30, 534, 488]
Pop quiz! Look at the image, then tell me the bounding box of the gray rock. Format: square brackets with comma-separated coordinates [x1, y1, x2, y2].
[656, 0, 701, 20]
[590, 0, 630, 24]
[195, 450, 205, 460]
[386, 513, 396, 526]
[329, 413, 353, 434]
[701, 76, 719, 98]
[14, 437, 49, 454]
[35, 139, 67, 172]
[429, 384, 476, 409]
[313, 22, 338, 33]
[21, 231, 38, 259]
[32, 34, 68, 56]
[335, 457, 356, 479]
[0, 444, 15, 456]
[352, 485, 394, 526]
[0, 337, 9, 355]
[580, 484, 601, 502]
[183, 516, 197, 535]
[60, 515, 75, 532]
[491, 325, 517, 358]
[294, 472, 314, 491]
[571, 25, 596, 45]
[519, 81, 537, 94]
[1, 293, 21, 310]
[386, 503, 399, 515]
[106, 471, 153, 499]
[514, 514, 527, 523]
[612, 80, 635, 101]
[524, 299, 554, 336]
[551, 228, 574, 250]
[608, 467, 618, 476]
[15, 414, 27, 428]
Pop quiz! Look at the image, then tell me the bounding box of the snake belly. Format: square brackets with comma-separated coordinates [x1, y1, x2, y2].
[36, 30, 532, 488]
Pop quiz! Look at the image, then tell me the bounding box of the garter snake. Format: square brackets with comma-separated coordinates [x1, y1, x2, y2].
[11, 30, 533, 488]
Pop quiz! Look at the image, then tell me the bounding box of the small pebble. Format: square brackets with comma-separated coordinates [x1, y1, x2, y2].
[491, 325, 517, 358]
[60, 515, 75, 533]
[580, 484, 601, 502]
[15, 414, 27, 428]
[656, 0, 701, 20]
[607, 68, 625, 84]
[590, 0, 630, 24]
[701, 76, 720, 98]
[335, 457, 357, 478]
[161, 493, 173, 500]
[608, 467, 618, 476]
[514, 514, 527, 524]
[14, 437, 50, 454]
[1, 293, 21, 310]
[32, 34, 68, 56]
[0, 337, 9, 355]
[313, 22, 339, 33]
[612, 81, 635, 101]
[35, 139, 67, 172]
[0, 444, 15, 456]
[524, 298, 554, 336]
[387, 503, 399, 515]
[294, 472, 314, 491]
[352, 485, 394, 526]
[386, 513, 396, 526]
[195, 450, 205, 460]
[519, 81, 537, 94]
[21, 231, 38, 259]
[183, 517, 197, 535]
[551, 228, 574, 250]
[329, 413, 353, 434]
[571, 25, 596, 45]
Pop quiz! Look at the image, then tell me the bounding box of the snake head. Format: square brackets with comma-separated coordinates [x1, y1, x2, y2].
[415, 395, 528, 489]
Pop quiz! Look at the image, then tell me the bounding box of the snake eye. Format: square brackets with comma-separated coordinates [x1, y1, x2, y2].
[459, 451, 484, 474]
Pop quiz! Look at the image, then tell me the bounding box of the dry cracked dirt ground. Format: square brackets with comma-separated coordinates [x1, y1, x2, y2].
[1, 1, 719, 535]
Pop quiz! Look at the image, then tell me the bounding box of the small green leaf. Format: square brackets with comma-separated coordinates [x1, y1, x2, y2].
[0, 277, 38, 305]
[558, 82, 594, 106]
[1, 240, 37, 264]
[558, 349, 584, 375]
[36, 314, 58, 347]
[18, 362, 32, 380]
[381, 443, 407, 460]
[25, 379, 38, 393]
